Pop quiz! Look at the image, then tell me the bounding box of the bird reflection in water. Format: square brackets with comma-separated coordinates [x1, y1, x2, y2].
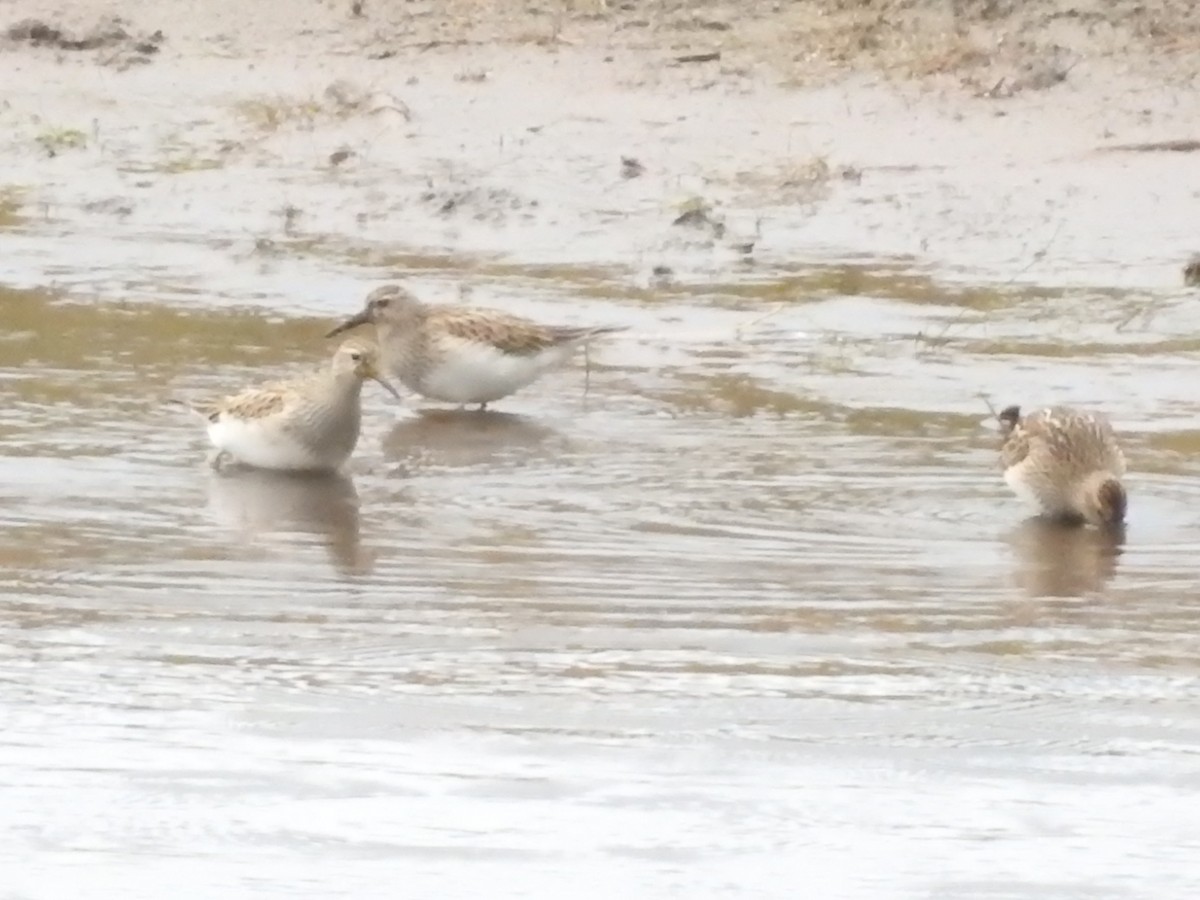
[205, 468, 368, 575]
[383, 408, 564, 468]
[1008, 516, 1126, 598]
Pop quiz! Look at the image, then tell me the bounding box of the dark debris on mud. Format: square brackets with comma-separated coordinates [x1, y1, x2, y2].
[422, 185, 539, 222]
[1101, 139, 1200, 153]
[5, 16, 163, 67]
[620, 157, 646, 179]
[672, 200, 726, 239]
[1185, 256, 1200, 287]
[967, 45, 1077, 98]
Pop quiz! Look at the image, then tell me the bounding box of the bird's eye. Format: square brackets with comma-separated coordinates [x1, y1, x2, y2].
[350, 351, 364, 361]
[375, 297, 390, 308]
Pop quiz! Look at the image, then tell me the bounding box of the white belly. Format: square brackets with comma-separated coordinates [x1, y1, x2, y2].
[1004, 463, 1071, 517]
[419, 343, 574, 404]
[207, 417, 349, 472]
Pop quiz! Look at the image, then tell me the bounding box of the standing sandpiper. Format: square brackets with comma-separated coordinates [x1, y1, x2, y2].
[325, 284, 627, 409]
[998, 404, 1127, 529]
[186, 338, 401, 473]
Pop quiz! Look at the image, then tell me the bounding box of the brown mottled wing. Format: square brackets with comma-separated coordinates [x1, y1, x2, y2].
[1013, 406, 1125, 474]
[206, 381, 291, 422]
[1059, 408, 1126, 476]
[433, 308, 561, 357]
[432, 308, 626, 357]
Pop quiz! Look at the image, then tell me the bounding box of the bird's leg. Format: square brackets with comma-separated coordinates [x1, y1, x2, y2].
[206, 449, 232, 470]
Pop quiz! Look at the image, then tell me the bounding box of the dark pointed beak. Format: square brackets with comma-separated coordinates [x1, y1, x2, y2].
[371, 374, 403, 402]
[325, 308, 373, 339]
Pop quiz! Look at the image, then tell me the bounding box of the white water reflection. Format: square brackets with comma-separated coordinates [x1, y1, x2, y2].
[1007, 517, 1125, 597]
[206, 468, 369, 575]
[383, 409, 566, 469]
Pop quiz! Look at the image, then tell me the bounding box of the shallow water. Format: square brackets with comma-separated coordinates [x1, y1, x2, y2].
[4, 250, 1200, 898]
[4, 52, 1200, 900]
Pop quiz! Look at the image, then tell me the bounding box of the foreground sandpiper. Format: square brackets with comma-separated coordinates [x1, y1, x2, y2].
[186, 337, 401, 473]
[325, 284, 627, 408]
[998, 404, 1127, 528]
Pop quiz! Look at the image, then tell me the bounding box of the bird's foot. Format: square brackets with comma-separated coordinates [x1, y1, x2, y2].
[206, 449, 234, 471]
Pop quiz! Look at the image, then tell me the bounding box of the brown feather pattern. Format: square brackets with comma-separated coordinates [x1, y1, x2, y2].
[999, 404, 1127, 526]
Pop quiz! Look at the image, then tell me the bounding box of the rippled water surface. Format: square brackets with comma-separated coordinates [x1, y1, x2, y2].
[4, 70, 1200, 894]
[4, 257, 1200, 899]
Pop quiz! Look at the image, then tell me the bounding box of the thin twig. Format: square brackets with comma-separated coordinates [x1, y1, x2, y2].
[735, 302, 786, 339]
[922, 216, 1067, 348]
[977, 392, 1000, 422]
[1003, 217, 1065, 285]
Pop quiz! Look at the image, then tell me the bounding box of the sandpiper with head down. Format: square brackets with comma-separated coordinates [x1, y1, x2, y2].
[997, 404, 1127, 529]
[186, 337, 401, 473]
[325, 284, 627, 409]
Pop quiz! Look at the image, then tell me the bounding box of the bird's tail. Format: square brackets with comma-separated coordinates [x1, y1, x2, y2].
[551, 324, 629, 345]
[166, 397, 217, 422]
[1094, 475, 1127, 527]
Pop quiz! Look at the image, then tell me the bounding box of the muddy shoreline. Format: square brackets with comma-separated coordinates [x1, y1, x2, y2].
[1, 0, 1198, 307]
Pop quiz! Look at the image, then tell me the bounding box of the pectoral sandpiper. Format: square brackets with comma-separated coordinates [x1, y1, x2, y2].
[186, 338, 401, 472]
[998, 404, 1127, 529]
[325, 284, 626, 408]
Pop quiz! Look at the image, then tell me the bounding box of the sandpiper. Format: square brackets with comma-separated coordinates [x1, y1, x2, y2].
[998, 404, 1127, 528]
[325, 284, 627, 408]
[186, 338, 401, 473]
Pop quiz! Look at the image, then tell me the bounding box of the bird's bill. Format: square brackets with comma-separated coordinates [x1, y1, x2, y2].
[325, 308, 373, 339]
[371, 374, 403, 401]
